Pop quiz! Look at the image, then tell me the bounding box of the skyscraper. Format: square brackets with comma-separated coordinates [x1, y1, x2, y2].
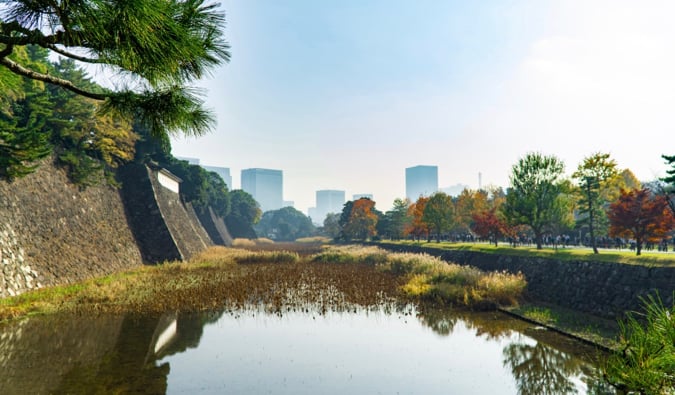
[309, 190, 345, 225]
[241, 168, 283, 212]
[202, 165, 232, 189]
[405, 165, 438, 201]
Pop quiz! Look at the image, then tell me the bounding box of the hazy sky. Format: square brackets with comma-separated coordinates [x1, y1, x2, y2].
[170, 1, 675, 214]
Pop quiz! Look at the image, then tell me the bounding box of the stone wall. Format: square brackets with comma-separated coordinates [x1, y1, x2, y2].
[377, 243, 674, 319]
[118, 163, 213, 262]
[0, 159, 143, 296]
[196, 207, 233, 247]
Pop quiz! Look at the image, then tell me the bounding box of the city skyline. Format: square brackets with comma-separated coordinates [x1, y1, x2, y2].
[171, 1, 675, 214]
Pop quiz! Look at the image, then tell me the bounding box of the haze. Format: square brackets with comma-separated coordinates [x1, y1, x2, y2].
[171, 0, 675, 214]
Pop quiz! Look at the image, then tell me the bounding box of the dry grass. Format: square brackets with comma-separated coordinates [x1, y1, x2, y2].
[0, 244, 527, 322]
[312, 245, 527, 310]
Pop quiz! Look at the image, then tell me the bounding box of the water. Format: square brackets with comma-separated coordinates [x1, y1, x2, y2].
[0, 306, 612, 394]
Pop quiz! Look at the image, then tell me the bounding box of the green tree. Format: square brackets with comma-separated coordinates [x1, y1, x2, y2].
[661, 154, 675, 216]
[225, 190, 261, 239]
[322, 213, 341, 239]
[0, 70, 52, 179]
[503, 152, 566, 249]
[377, 198, 410, 240]
[0, 0, 230, 139]
[422, 192, 454, 242]
[254, 207, 315, 241]
[572, 152, 619, 254]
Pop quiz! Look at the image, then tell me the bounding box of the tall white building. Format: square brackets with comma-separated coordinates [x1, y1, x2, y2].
[241, 168, 283, 213]
[309, 190, 345, 225]
[203, 165, 232, 189]
[405, 165, 438, 201]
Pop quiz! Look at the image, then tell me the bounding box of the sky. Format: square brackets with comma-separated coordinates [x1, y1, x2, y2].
[170, 0, 675, 215]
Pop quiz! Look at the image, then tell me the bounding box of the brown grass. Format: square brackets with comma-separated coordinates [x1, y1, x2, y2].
[0, 244, 527, 322]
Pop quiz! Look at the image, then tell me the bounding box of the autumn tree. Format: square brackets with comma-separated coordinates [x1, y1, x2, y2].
[0, 0, 230, 141]
[422, 192, 454, 242]
[454, 188, 488, 235]
[405, 196, 430, 242]
[341, 198, 378, 241]
[471, 208, 509, 246]
[607, 188, 675, 256]
[503, 152, 566, 249]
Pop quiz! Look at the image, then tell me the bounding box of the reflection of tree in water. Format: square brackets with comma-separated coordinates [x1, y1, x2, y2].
[503, 341, 582, 395]
[53, 311, 222, 394]
[416, 306, 516, 340]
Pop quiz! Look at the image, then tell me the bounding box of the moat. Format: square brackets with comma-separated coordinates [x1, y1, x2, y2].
[0, 305, 611, 394]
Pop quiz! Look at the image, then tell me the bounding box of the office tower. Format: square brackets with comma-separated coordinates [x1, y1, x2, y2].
[405, 165, 438, 201]
[241, 168, 283, 212]
[202, 166, 232, 189]
[311, 190, 345, 225]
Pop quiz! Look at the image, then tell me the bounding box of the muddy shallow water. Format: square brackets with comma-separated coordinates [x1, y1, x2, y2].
[0, 304, 613, 394]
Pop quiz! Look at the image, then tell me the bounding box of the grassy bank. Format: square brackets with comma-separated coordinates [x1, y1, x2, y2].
[380, 240, 675, 267]
[0, 244, 526, 322]
[313, 245, 526, 309]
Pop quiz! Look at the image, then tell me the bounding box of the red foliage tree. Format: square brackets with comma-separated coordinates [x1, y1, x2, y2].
[607, 188, 675, 255]
[404, 196, 430, 242]
[471, 208, 509, 246]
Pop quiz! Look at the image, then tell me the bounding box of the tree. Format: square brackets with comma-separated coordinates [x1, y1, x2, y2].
[225, 190, 261, 239]
[0, 0, 230, 139]
[503, 152, 566, 249]
[607, 188, 675, 256]
[572, 152, 619, 254]
[341, 198, 378, 241]
[471, 208, 509, 246]
[405, 196, 430, 242]
[377, 198, 410, 240]
[661, 154, 675, 216]
[602, 295, 675, 394]
[255, 207, 315, 241]
[454, 188, 488, 235]
[322, 213, 341, 239]
[422, 192, 454, 242]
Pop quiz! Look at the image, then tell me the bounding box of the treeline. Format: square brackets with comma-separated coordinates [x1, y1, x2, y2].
[328, 152, 675, 256]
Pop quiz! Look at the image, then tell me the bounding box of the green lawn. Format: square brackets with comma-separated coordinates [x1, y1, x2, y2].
[379, 240, 675, 267]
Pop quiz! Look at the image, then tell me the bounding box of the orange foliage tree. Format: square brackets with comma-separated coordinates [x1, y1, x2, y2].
[342, 198, 378, 240]
[471, 207, 510, 246]
[607, 188, 675, 255]
[405, 196, 430, 242]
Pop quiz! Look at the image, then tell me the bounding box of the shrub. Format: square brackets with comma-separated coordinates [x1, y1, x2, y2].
[603, 294, 675, 394]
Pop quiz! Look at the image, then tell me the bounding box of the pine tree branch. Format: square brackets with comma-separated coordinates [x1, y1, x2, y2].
[43, 44, 104, 64]
[0, 51, 106, 100]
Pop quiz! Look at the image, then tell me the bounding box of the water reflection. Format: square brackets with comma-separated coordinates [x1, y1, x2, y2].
[0, 307, 610, 394]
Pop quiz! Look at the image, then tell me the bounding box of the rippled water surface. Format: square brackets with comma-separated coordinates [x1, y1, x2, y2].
[0, 306, 612, 394]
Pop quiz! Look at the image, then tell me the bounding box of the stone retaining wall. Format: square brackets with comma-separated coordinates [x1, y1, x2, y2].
[377, 243, 674, 319]
[0, 158, 143, 296]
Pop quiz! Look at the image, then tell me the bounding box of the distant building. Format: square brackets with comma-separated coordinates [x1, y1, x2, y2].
[353, 194, 373, 201]
[176, 156, 200, 165]
[283, 200, 294, 208]
[406, 165, 438, 201]
[441, 183, 469, 197]
[311, 190, 345, 225]
[202, 166, 232, 189]
[241, 168, 283, 213]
